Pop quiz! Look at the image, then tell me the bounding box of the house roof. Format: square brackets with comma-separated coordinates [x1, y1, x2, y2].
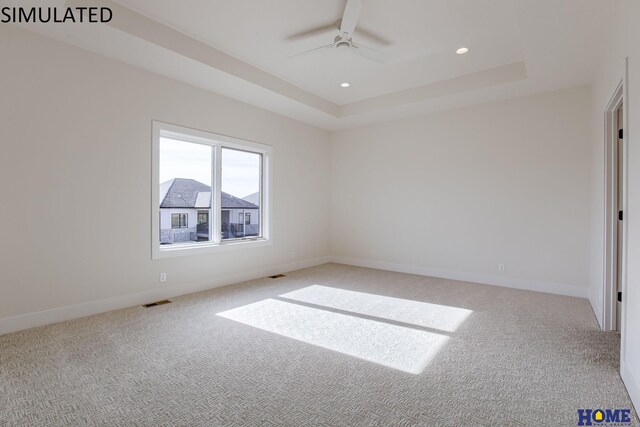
[160, 178, 258, 209]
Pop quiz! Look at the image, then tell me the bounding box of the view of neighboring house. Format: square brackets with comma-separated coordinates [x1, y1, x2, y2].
[159, 178, 259, 244]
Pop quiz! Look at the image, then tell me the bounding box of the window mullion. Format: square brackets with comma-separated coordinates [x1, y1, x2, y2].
[213, 144, 222, 244]
[259, 153, 264, 238]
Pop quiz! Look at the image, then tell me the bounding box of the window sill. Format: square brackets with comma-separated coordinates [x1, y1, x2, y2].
[152, 238, 271, 259]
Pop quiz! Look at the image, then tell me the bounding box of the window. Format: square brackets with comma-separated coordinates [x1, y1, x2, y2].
[171, 213, 188, 229]
[152, 122, 271, 258]
[197, 212, 208, 225]
[221, 148, 262, 240]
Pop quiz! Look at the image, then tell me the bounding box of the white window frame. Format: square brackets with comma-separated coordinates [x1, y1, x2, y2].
[152, 121, 272, 259]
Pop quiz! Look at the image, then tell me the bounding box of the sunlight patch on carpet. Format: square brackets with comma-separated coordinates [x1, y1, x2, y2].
[280, 285, 472, 332]
[217, 298, 450, 374]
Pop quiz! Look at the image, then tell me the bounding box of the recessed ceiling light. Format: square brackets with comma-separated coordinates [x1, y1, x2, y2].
[340, 82, 350, 88]
[456, 47, 469, 55]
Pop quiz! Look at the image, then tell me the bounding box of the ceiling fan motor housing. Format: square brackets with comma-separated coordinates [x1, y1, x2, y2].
[334, 34, 353, 48]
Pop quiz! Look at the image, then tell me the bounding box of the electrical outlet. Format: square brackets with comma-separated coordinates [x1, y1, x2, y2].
[160, 272, 167, 283]
[371, 249, 376, 257]
[498, 263, 505, 273]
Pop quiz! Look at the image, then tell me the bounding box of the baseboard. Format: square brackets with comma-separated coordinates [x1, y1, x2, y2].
[621, 360, 640, 416]
[0, 254, 590, 335]
[330, 256, 588, 298]
[0, 256, 332, 336]
[588, 292, 604, 330]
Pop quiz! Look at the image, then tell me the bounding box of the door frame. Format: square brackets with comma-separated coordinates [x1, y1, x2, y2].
[603, 76, 626, 333]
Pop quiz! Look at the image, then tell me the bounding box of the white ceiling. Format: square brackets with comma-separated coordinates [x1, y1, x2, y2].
[111, 0, 525, 105]
[10, 0, 614, 130]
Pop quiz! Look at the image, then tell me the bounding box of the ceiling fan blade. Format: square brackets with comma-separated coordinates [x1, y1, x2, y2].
[350, 42, 390, 63]
[356, 26, 392, 46]
[289, 44, 334, 59]
[286, 21, 339, 41]
[340, 0, 362, 35]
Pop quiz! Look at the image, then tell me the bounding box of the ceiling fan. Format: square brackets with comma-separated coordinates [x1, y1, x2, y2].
[288, 0, 391, 63]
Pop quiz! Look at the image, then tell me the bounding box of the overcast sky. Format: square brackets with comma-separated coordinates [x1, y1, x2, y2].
[159, 137, 260, 199]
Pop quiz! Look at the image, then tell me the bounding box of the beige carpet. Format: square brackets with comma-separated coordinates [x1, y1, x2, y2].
[0, 263, 637, 426]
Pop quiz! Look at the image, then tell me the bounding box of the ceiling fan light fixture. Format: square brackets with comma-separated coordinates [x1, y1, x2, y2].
[456, 47, 469, 55]
[340, 82, 351, 88]
[289, 0, 390, 63]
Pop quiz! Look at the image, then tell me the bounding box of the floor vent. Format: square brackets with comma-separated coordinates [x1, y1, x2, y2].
[142, 300, 172, 308]
[268, 274, 286, 279]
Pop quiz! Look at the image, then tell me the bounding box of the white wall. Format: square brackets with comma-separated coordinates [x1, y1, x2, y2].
[331, 86, 592, 297]
[0, 26, 331, 332]
[588, 0, 640, 410]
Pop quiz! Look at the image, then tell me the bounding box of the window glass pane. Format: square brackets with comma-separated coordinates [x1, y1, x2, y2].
[221, 148, 261, 240]
[159, 137, 212, 245]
